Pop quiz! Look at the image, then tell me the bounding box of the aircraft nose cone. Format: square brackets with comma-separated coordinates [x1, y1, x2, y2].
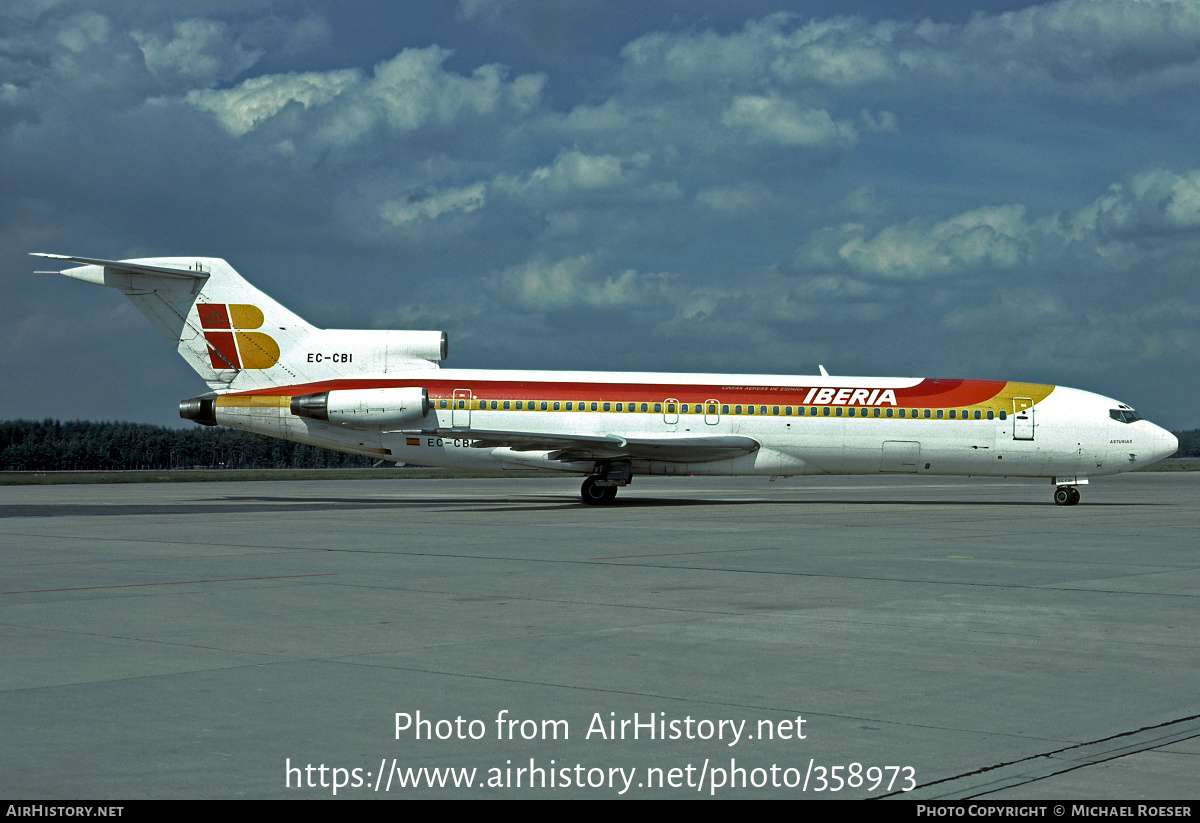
[1156, 427, 1178, 461]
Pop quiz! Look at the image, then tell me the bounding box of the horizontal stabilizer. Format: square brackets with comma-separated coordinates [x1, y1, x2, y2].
[31, 253, 209, 279]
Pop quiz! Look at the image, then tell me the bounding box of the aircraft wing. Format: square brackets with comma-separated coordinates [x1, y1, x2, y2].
[435, 428, 760, 463]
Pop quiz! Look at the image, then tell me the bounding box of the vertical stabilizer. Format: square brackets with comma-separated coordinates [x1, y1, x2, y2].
[33, 253, 447, 392]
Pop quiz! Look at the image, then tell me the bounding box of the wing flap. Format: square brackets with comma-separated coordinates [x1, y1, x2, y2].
[435, 428, 759, 463]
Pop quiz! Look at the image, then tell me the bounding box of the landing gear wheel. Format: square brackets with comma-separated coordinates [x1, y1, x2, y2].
[1054, 486, 1078, 506]
[581, 476, 618, 506]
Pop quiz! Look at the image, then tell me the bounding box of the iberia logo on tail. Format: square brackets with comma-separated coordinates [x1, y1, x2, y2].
[197, 303, 280, 369]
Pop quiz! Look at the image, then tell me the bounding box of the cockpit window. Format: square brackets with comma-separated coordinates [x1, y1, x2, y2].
[1109, 409, 1141, 424]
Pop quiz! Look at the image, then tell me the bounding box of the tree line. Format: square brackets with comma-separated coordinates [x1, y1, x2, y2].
[1, 420, 375, 471]
[2, 419, 1197, 472]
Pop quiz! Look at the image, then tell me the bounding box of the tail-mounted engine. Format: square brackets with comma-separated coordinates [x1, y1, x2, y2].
[290, 387, 429, 427]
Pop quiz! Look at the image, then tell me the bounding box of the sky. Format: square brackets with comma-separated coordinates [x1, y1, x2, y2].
[3, 0, 1199, 430]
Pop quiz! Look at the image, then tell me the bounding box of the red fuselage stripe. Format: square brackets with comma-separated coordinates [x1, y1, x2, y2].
[228, 378, 1018, 408]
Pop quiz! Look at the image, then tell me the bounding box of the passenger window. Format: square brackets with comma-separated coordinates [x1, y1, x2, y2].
[797, 407, 804, 416]
[886, 408, 893, 418]
[709, 404, 717, 414]
[835, 408, 843, 417]
[591, 402, 598, 411]
[999, 411, 1007, 420]
[540, 401, 547, 411]
[948, 410, 955, 419]
[654, 403, 662, 413]
[641, 403, 648, 412]
[760, 406, 767, 415]
[899, 409, 906, 418]
[874, 408, 881, 417]
[822, 407, 830, 416]
[553, 402, 560, 410]
[735, 405, 742, 414]
[974, 410, 981, 420]
[667, 403, 676, 413]
[924, 409, 931, 419]
[987, 410, 993, 420]
[772, 406, 780, 415]
[503, 401, 510, 410]
[847, 408, 855, 417]
[721, 405, 729, 414]
[615, 403, 622, 412]
[810, 407, 818, 416]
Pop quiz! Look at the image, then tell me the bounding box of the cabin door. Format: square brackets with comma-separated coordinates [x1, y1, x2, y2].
[704, 398, 720, 425]
[452, 389, 472, 428]
[1012, 397, 1034, 440]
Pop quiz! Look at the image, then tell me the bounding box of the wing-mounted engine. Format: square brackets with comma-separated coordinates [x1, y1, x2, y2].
[290, 387, 429, 428]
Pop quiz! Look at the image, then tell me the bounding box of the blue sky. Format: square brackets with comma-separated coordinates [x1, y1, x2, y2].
[3, 0, 1199, 429]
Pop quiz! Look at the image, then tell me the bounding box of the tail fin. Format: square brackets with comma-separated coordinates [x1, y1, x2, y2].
[33, 254, 446, 392]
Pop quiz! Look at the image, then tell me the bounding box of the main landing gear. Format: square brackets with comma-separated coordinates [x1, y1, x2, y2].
[580, 461, 631, 506]
[1053, 485, 1081, 506]
[581, 476, 618, 506]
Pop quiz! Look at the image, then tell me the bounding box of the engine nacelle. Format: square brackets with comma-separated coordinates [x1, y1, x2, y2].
[290, 387, 429, 427]
[179, 395, 217, 426]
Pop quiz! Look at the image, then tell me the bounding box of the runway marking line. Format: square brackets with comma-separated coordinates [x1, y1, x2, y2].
[4, 572, 336, 595]
[927, 531, 1054, 541]
[592, 547, 780, 560]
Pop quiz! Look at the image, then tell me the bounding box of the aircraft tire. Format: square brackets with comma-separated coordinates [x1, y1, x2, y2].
[1068, 486, 1080, 505]
[1054, 486, 1072, 506]
[581, 477, 618, 506]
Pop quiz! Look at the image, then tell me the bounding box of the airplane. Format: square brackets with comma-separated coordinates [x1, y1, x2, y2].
[32, 253, 1178, 506]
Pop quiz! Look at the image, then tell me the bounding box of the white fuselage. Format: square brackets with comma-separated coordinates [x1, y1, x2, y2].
[212, 368, 1178, 482]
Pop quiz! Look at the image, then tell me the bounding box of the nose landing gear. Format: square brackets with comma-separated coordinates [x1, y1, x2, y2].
[1053, 485, 1081, 506]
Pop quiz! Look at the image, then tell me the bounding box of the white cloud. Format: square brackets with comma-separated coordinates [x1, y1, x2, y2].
[799, 167, 1200, 285]
[495, 149, 631, 196]
[134, 19, 262, 86]
[495, 253, 653, 310]
[1078, 168, 1200, 237]
[809, 205, 1029, 279]
[56, 11, 109, 54]
[381, 182, 487, 226]
[183, 45, 545, 146]
[619, 0, 1200, 97]
[720, 95, 855, 148]
[186, 69, 360, 136]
